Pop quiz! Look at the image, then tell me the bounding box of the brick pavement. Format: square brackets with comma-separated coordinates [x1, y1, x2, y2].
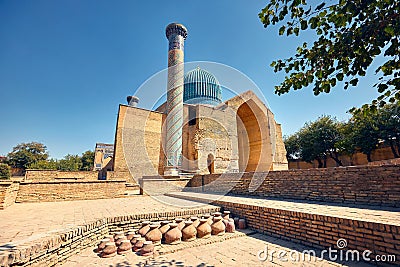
[0, 195, 217, 245]
[168, 192, 400, 225]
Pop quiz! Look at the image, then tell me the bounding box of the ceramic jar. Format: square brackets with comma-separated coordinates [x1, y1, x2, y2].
[211, 216, 225, 236]
[203, 214, 213, 225]
[164, 223, 182, 245]
[126, 230, 136, 240]
[115, 235, 127, 246]
[213, 212, 222, 218]
[145, 223, 162, 245]
[101, 242, 117, 258]
[104, 235, 114, 242]
[182, 221, 197, 241]
[175, 218, 185, 230]
[159, 221, 171, 235]
[226, 218, 235, 233]
[138, 221, 151, 237]
[130, 234, 141, 245]
[233, 217, 240, 227]
[223, 211, 230, 220]
[190, 216, 200, 228]
[197, 218, 211, 239]
[117, 240, 132, 255]
[140, 241, 154, 256]
[238, 219, 247, 229]
[113, 231, 124, 239]
[96, 238, 110, 253]
[133, 237, 146, 252]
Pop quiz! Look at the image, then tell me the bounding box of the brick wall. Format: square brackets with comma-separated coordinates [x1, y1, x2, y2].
[187, 164, 400, 207]
[25, 170, 100, 181]
[16, 180, 127, 203]
[0, 182, 19, 209]
[211, 199, 399, 266]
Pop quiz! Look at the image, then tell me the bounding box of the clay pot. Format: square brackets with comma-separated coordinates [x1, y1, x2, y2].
[115, 235, 127, 246]
[175, 218, 185, 230]
[140, 241, 154, 256]
[226, 218, 235, 233]
[96, 238, 110, 253]
[126, 230, 136, 241]
[213, 212, 222, 218]
[182, 221, 197, 241]
[113, 231, 124, 240]
[159, 221, 171, 235]
[234, 217, 240, 227]
[104, 235, 114, 242]
[145, 223, 162, 245]
[190, 216, 200, 228]
[117, 240, 132, 255]
[223, 211, 230, 220]
[101, 242, 117, 258]
[138, 221, 151, 237]
[133, 237, 146, 252]
[197, 219, 211, 239]
[202, 214, 213, 225]
[164, 223, 182, 245]
[130, 234, 141, 245]
[238, 219, 247, 229]
[211, 216, 225, 236]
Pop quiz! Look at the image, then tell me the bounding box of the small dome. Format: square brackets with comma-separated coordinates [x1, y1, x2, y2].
[183, 67, 222, 106]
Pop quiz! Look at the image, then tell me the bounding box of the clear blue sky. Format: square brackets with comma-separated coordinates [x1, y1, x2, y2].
[0, 0, 379, 159]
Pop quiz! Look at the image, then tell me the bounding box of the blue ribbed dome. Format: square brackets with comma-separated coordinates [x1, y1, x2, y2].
[183, 67, 222, 105]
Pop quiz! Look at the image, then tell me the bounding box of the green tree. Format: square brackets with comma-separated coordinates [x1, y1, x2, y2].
[7, 142, 49, 170]
[283, 134, 301, 160]
[80, 150, 94, 171]
[259, 0, 400, 108]
[288, 116, 343, 167]
[349, 110, 381, 162]
[0, 163, 11, 179]
[58, 154, 82, 171]
[376, 103, 400, 157]
[29, 159, 59, 170]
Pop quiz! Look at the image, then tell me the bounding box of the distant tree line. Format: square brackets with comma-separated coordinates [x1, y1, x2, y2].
[2, 142, 95, 174]
[284, 103, 400, 168]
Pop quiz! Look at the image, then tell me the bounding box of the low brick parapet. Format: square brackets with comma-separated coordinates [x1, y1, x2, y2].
[167, 192, 400, 266]
[16, 180, 128, 203]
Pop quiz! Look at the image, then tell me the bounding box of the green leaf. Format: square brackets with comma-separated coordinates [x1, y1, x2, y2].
[301, 20, 308, 30]
[349, 78, 358, 86]
[337, 73, 344, 81]
[279, 26, 285, 35]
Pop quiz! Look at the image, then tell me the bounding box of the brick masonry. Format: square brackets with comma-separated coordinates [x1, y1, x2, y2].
[0, 206, 220, 267]
[15, 180, 127, 203]
[24, 170, 100, 181]
[187, 164, 400, 207]
[0, 182, 19, 209]
[168, 192, 400, 266]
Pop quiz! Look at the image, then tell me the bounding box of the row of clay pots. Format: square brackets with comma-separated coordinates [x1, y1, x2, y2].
[136, 211, 238, 245]
[96, 211, 247, 258]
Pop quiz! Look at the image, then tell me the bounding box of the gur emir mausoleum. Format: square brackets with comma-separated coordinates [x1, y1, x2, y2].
[107, 23, 288, 182]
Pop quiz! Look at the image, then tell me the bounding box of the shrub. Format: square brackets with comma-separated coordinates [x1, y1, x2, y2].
[0, 163, 11, 179]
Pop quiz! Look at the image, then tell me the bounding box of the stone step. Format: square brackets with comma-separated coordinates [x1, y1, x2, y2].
[166, 192, 400, 266]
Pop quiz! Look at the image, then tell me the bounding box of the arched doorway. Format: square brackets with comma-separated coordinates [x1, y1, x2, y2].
[236, 101, 262, 172]
[207, 153, 215, 174]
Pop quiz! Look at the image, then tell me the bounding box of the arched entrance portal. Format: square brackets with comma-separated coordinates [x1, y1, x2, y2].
[236, 101, 262, 172]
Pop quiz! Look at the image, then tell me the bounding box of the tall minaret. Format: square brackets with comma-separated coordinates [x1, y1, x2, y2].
[164, 23, 187, 176]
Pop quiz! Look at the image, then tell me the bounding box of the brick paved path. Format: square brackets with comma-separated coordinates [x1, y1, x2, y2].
[168, 192, 400, 225]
